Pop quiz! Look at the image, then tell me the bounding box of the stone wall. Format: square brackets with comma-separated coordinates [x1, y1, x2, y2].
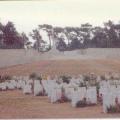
[0, 48, 120, 68]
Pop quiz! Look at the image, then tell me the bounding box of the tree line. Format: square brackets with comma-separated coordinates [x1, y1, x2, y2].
[0, 20, 120, 51]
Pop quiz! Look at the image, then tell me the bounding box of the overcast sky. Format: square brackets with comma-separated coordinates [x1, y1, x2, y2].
[0, 0, 120, 35]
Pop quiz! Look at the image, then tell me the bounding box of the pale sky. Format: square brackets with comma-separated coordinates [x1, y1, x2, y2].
[0, 0, 120, 36]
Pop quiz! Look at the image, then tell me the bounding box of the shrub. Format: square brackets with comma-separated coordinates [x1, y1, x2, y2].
[37, 76, 42, 81]
[29, 72, 38, 80]
[110, 76, 114, 80]
[0, 75, 2, 80]
[57, 87, 69, 103]
[107, 105, 120, 113]
[61, 86, 65, 93]
[0, 80, 3, 83]
[2, 75, 12, 81]
[107, 105, 116, 113]
[83, 75, 90, 81]
[76, 98, 87, 108]
[95, 82, 99, 89]
[79, 82, 86, 87]
[100, 75, 106, 80]
[60, 75, 70, 84]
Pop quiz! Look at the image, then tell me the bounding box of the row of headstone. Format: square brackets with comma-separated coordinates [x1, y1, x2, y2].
[0, 80, 21, 91]
[0, 79, 44, 97]
[0, 77, 97, 106]
[99, 80, 120, 113]
[103, 89, 120, 113]
[42, 80, 97, 107]
[71, 87, 97, 107]
[1, 75, 120, 113]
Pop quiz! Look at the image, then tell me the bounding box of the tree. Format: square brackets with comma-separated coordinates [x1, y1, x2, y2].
[80, 23, 93, 48]
[29, 29, 43, 52]
[0, 22, 4, 46]
[104, 20, 118, 48]
[2, 21, 24, 48]
[57, 37, 67, 51]
[54, 27, 64, 34]
[64, 27, 78, 45]
[54, 27, 64, 39]
[114, 24, 120, 47]
[69, 37, 81, 50]
[4, 22, 17, 44]
[21, 32, 29, 45]
[39, 24, 52, 29]
[39, 24, 53, 49]
[91, 27, 108, 48]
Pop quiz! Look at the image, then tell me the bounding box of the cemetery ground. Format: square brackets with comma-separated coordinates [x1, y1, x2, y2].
[0, 59, 120, 118]
[0, 59, 120, 76]
[0, 90, 120, 118]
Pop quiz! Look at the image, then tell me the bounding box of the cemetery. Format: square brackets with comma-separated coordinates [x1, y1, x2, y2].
[0, 1, 120, 118]
[0, 71, 120, 118]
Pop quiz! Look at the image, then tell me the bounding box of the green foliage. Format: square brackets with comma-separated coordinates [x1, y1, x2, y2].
[76, 98, 87, 107]
[0, 21, 26, 49]
[57, 38, 67, 51]
[29, 73, 42, 81]
[39, 24, 52, 29]
[110, 76, 114, 80]
[37, 76, 42, 81]
[79, 82, 86, 87]
[83, 75, 90, 81]
[61, 86, 65, 93]
[60, 75, 70, 84]
[29, 72, 38, 80]
[1, 20, 120, 49]
[107, 105, 117, 113]
[100, 75, 106, 80]
[2, 75, 12, 80]
[21, 32, 29, 44]
[29, 29, 43, 52]
[95, 82, 100, 94]
[54, 27, 64, 33]
[69, 37, 81, 50]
